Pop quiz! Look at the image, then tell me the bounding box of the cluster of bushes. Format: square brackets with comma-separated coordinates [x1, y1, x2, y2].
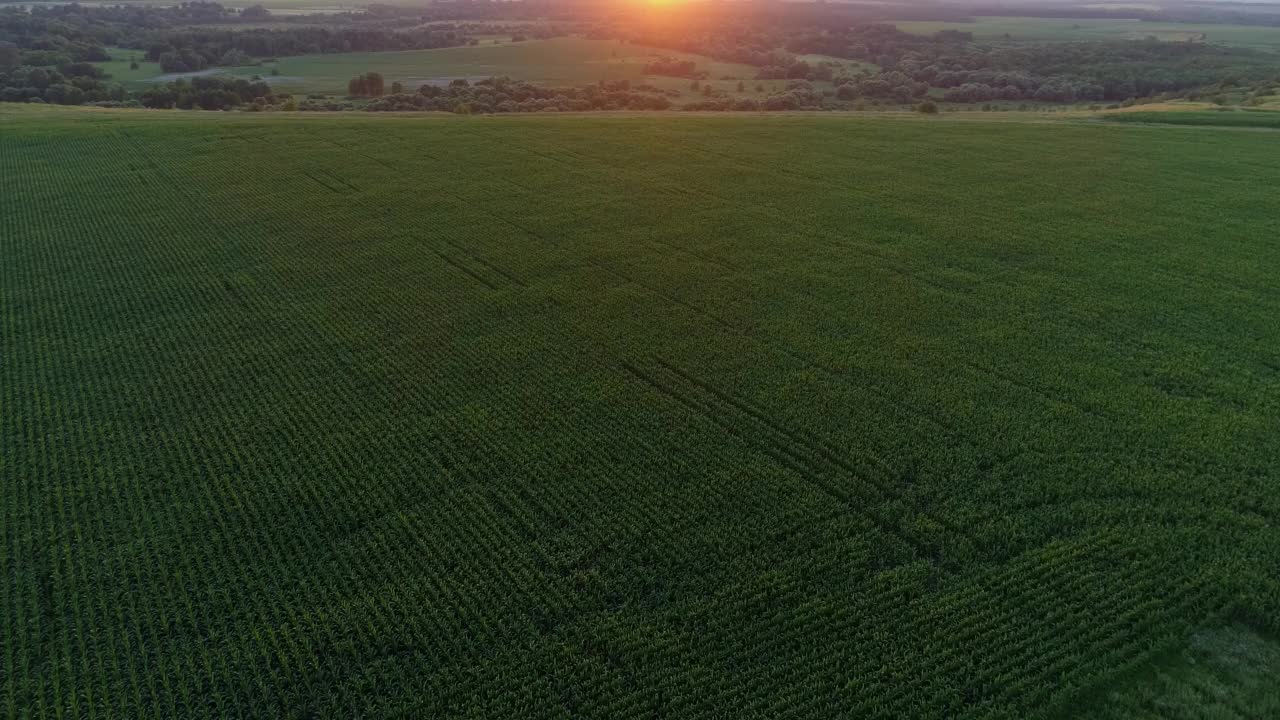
[642, 56, 702, 79]
[156, 48, 206, 74]
[756, 60, 837, 82]
[834, 71, 929, 102]
[287, 76, 940, 114]
[156, 47, 255, 73]
[284, 77, 676, 113]
[683, 80, 827, 111]
[0, 41, 125, 104]
[139, 75, 277, 110]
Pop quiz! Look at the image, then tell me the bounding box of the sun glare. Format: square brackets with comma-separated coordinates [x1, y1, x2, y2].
[632, 0, 692, 24]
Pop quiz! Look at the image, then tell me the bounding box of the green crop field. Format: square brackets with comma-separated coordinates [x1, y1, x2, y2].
[893, 16, 1280, 51]
[1105, 107, 1280, 128]
[4, 104, 1280, 718]
[134, 38, 765, 96]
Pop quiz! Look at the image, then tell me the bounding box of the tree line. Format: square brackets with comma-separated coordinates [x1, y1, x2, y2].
[358, 77, 675, 113]
[140, 75, 276, 110]
[642, 57, 703, 79]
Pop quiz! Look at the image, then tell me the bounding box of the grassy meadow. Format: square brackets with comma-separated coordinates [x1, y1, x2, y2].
[4, 104, 1280, 717]
[94, 47, 163, 88]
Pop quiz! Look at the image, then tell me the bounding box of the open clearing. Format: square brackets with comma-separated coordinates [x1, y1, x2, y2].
[3, 106, 1280, 717]
[93, 47, 164, 88]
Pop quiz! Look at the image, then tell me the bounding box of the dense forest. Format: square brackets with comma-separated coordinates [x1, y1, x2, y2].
[0, 6, 120, 104]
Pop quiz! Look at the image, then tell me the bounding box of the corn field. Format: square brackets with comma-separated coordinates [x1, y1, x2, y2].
[3, 107, 1279, 718]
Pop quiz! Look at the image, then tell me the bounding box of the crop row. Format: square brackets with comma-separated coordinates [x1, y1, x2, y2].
[4, 112, 1279, 718]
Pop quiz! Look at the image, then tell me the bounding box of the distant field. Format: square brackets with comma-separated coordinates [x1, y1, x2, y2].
[894, 16, 1280, 50]
[4, 105, 1280, 717]
[119, 38, 767, 97]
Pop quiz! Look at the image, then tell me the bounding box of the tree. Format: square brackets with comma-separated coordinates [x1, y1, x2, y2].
[159, 50, 207, 74]
[219, 49, 252, 67]
[786, 61, 812, 79]
[916, 99, 938, 114]
[159, 52, 187, 73]
[43, 83, 85, 105]
[27, 68, 52, 91]
[347, 72, 385, 97]
[391, 81, 404, 94]
[0, 42, 19, 71]
[140, 84, 178, 108]
[146, 44, 173, 63]
[77, 45, 111, 63]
